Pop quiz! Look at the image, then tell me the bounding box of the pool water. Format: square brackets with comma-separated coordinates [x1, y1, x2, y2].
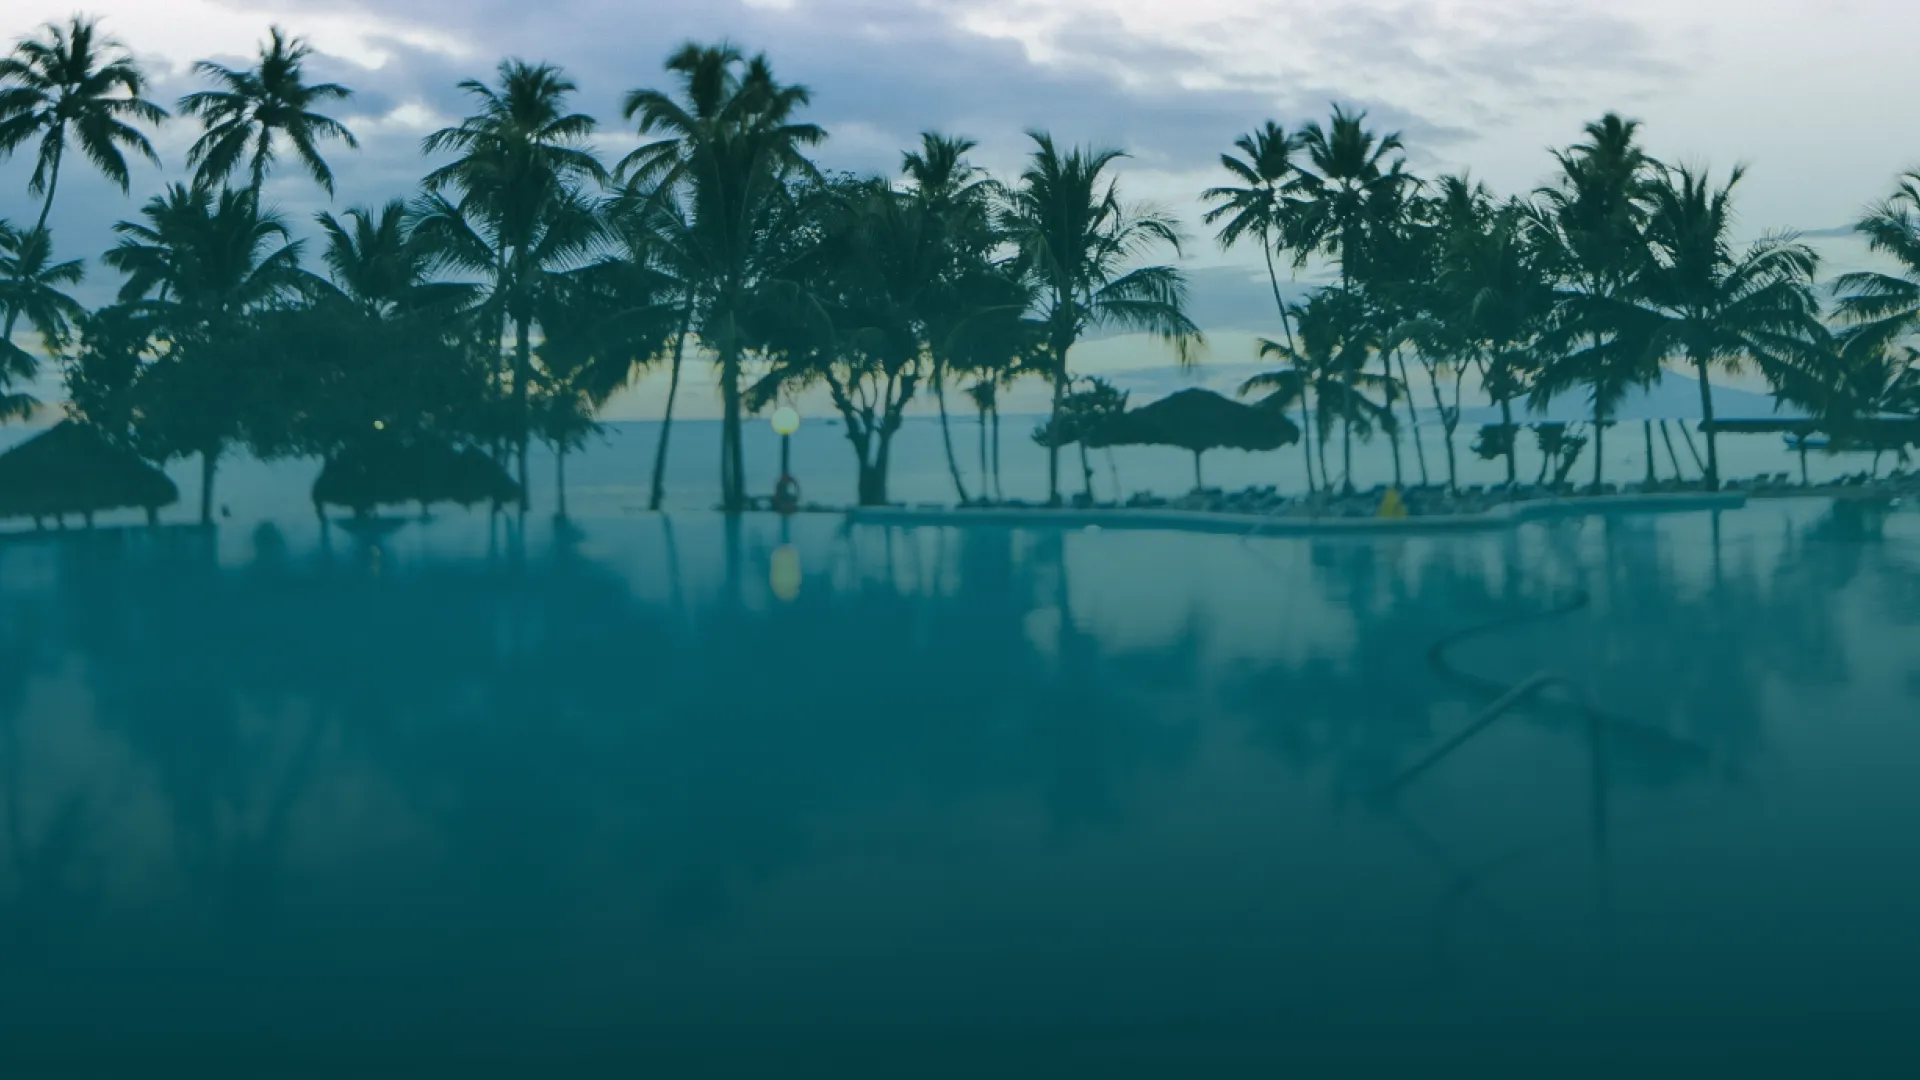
[2, 500, 1918, 1076]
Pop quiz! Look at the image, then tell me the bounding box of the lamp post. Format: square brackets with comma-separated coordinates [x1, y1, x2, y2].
[771, 406, 801, 515]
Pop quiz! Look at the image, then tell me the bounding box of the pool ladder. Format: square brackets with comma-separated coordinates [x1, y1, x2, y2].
[1377, 672, 1610, 857]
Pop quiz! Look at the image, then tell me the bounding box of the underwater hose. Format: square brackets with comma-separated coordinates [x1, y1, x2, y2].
[1421, 588, 1711, 767]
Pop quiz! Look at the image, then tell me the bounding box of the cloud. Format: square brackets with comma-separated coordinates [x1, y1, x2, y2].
[1, 0, 1868, 378]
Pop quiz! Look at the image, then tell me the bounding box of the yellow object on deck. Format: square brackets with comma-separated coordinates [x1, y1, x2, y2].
[1377, 488, 1407, 519]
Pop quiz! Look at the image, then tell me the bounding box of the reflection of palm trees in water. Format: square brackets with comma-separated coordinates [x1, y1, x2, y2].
[1229, 507, 1862, 819]
[2, 518, 1225, 939]
[3, 504, 1886, 961]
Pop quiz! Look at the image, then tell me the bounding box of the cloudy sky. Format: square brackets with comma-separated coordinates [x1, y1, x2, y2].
[4, 0, 1916, 416]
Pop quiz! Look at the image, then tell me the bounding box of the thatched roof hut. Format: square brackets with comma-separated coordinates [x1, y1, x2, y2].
[313, 435, 522, 516]
[0, 421, 179, 523]
[1099, 388, 1301, 489]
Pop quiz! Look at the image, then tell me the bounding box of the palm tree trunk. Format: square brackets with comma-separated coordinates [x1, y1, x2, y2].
[1428, 367, 1458, 492]
[935, 360, 970, 504]
[1106, 448, 1121, 502]
[1047, 350, 1068, 506]
[1341, 373, 1355, 493]
[1316, 420, 1331, 495]
[991, 404, 1003, 500]
[1643, 420, 1657, 487]
[555, 447, 568, 520]
[1261, 238, 1304, 365]
[720, 339, 745, 513]
[1397, 350, 1429, 486]
[514, 318, 533, 508]
[1693, 355, 1720, 490]
[977, 404, 990, 502]
[1384, 354, 1404, 488]
[199, 449, 219, 527]
[1591, 410, 1606, 493]
[1659, 420, 1686, 480]
[1499, 398, 1517, 485]
[1079, 441, 1094, 501]
[1193, 450, 1204, 492]
[648, 301, 693, 511]
[1298, 390, 1317, 495]
[31, 142, 62, 235]
[1676, 420, 1706, 475]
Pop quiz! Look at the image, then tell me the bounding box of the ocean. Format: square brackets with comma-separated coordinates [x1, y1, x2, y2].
[0, 413, 1890, 528]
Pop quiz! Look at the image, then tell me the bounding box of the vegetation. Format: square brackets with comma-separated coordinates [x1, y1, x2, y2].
[1, 14, 1916, 525]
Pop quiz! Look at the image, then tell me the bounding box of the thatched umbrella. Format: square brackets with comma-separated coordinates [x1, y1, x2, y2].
[0, 421, 178, 527]
[1097, 387, 1300, 490]
[313, 434, 522, 518]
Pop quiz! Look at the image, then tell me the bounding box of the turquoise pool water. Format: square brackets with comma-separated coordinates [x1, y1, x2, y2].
[2, 500, 1918, 1075]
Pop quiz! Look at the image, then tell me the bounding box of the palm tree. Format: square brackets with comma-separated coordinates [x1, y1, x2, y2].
[1291, 105, 1409, 491]
[1241, 290, 1393, 490]
[316, 200, 474, 319]
[1528, 113, 1662, 491]
[0, 16, 167, 235]
[179, 27, 358, 199]
[1635, 164, 1826, 490]
[0, 219, 85, 368]
[1835, 170, 1920, 356]
[1237, 345, 1318, 495]
[593, 187, 696, 510]
[749, 174, 936, 506]
[904, 132, 1001, 505]
[1002, 131, 1202, 506]
[621, 42, 826, 513]
[1422, 179, 1555, 488]
[1203, 119, 1310, 489]
[104, 183, 316, 523]
[0, 219, 84, 421]
[422, 59, 608, 504]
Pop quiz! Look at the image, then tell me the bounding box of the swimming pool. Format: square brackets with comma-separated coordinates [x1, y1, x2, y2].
[2, 499, 1917, 1075]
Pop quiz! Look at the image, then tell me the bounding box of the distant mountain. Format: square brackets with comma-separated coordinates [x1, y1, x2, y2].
[1456, 370, 1803, 424]
[1090, 363, 1803, 424]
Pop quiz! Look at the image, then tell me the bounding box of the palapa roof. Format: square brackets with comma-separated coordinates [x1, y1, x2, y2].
[0, 421, 179, 520]
[1099, 387, 1301, 454]
[312, 434, 523, 512]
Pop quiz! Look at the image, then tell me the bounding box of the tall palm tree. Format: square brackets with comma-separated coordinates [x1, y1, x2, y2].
[1002, 131, 1202, 506]
[1529, 113, 1661, 491]
[104, 183, 316, 523]
[904, 131, 1001, 505]
[592, 186, 696, 510]
[179, 27, 357, 199]
[1237, 344, 1318, 494]
[1423, 180, 1555, 488]
[422, 60, 607, 503]
[1241, 290, 1392, 489]
[1635, 164, 1826, 490]
[621, 42, 825, 513]
[1, 16, 166, 351]
[1204, 120, 1309, 487]
[0, 16, 167, 235]
[1291, 105, 1408, 491]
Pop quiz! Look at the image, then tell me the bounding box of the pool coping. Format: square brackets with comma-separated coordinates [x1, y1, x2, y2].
[846, 492, 1750, 536]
